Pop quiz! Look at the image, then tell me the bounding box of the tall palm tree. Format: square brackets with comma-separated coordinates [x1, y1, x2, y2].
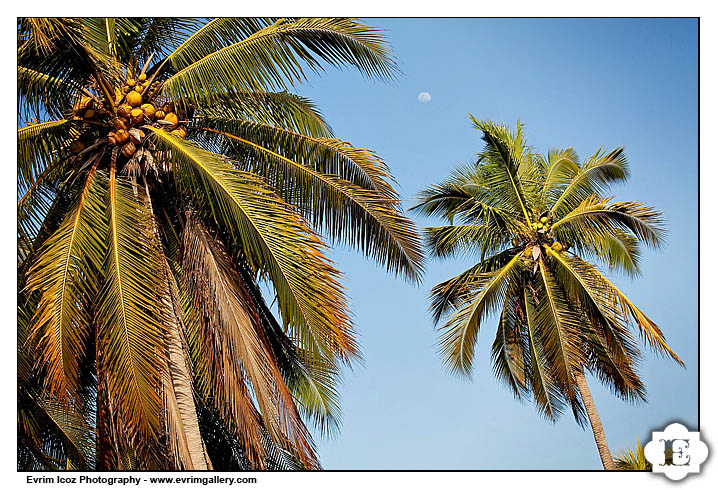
[18, 17, 423, 470]
[412, 117, 682, 470]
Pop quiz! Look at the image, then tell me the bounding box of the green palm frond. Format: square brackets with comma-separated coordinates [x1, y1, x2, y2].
[201, 91, 332, 137]
[162, 18, 398, 104]
[544, 247, 646, 402]
[149, 128, 357, 361]
[569, 256, 683, 365]
[523, 288, 564, 421]
[18, 120, 75, 193]
[614, 439, 651, 470]
[539, 148, 580, 204]
[18, 66, 74, 119]
[552, 195, 666, 250]
[197, 117, 393, 195]
[96, 166, 169, 452]
[158, 18, 274, 72]
[134, 18, 205, 61]
[491, 278, 528, 396]
[197, 125, 422, 280]
[25, 166, 106, 398]
[437, 253, 523, 377]
[469, 116, 532, 224]
[549, 148, 630, 217]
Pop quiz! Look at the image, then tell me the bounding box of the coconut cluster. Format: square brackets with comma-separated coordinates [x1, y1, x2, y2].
[70, 71, 190, 160]
[530, 215, 551, 234]
[521, 214, 570, 259]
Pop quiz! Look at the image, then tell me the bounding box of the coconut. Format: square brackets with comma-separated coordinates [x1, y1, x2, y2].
[138, 73, 147, 82]
[162, 112, 179, 129]
[163, 102, 175, 114]
[84, 108, 95, 119]
[126, 78, 136, 87]
[540, 216, 548, 224]
[126, 91, 142, 107]
[113, 118, 127, 131]
[115, 129, 130, 144]
[130, 108, 144, 125]
[155, 110, 166, 120]
[134, 85, 143, 94]
[141, 103, 156, 119]
[121, 141, 136, 158]
[107, 133, 117, 146]
[551, 242, 563, 252]
[118, 104, 133, 117]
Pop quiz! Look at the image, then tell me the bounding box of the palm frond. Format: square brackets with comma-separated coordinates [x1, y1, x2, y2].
[469, 116, 532, 224]
[18, 120, 75, 194]
[95, 165, 168, 457]
[534, 259, 587, 425]
[201, 91, 332, 137]
[196, 125, 423, 280]
[523, 288, 564, 421]
[437, 253, 523, 377]
[552, 195, 666, 249]
[549, 148, 630, 217]
[149, 128, 357, 363]
[25, 166, 106, 398]
[180, 212, 319, 469]
[162, 18, 398, 105]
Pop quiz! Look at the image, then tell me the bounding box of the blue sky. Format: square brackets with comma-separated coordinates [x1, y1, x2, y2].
[293, 18, 698, 470]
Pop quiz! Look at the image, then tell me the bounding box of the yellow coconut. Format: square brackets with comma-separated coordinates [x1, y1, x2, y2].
[113, 118, 127, 131]
[118, 104, 133, 117]
[138, 73, 147, 82]
[134, 85, 143, 93]
[155, 110, 166, 120]
[162, 112, 179, 129]
[130, 108, 144, 124]
[115, 129, 130, 144]
[126, 78, 136, 87]
[126, 91, 142, 107]
[540, 216, 548, 224]
[141, 103, 156, 119]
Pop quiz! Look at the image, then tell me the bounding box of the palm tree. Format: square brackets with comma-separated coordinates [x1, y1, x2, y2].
[18, 18, 423, 470]
[614, 439, 653, 470]
[412, 117, 682, 470]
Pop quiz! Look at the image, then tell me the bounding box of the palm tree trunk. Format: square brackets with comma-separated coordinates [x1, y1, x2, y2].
[161, 257, 212, 470]
[165, 315, 212, 469]
[574, 370, 616, 470]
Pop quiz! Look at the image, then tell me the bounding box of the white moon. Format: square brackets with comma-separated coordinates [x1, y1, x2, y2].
[418, 91, 431, 103]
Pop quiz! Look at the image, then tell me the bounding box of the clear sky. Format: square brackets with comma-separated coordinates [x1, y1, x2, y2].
[293, 18, 698, 470]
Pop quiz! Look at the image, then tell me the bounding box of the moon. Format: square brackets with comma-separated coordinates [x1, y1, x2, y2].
[417, 91, 431, 103]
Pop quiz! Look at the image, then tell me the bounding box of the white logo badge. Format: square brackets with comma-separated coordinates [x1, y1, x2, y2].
[644, 423, 708, 481]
